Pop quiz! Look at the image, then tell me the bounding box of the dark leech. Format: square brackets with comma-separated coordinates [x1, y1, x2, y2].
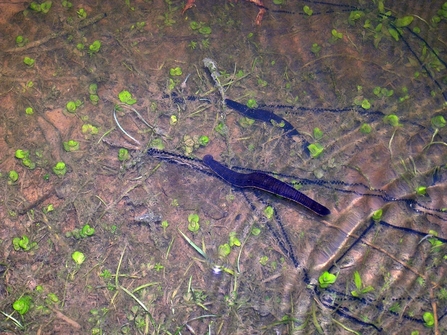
[203, 155, 330, 216]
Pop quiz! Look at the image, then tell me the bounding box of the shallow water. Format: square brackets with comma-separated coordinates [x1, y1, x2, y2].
[0, 0, 447, 333]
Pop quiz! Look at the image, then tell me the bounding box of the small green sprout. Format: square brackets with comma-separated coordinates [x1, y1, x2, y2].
[394, 15, 414, 27]
[313, 127, 323, 141]
[331, 29, 343, 41]
[25, 107, 34, 115]
[311, 43, 321, 55]
[161, 220, 169, 233]
[251, 226, 261, 236]
[63, 140, 80, 152]
[29, 2, 41, 11]
[373, 86, 394, 98]
[81, 123, 99, 135]
[89, 94, 100, 105]
[198, 135, 209, 146]
[169, 67, 182, 76]
[72, 251, 85, 265]
[88, 40, 101, 54]
[22, 158, 36, 169]
[13, 296, 32, 315]
[238, 117, 255, 128]
[214, 122, 227, 136]
[23, 56, 35, 67]
[77, 8, 87, 19]
[42, 204, 54, 214]
[229, 232, 241, 247]
[348, 10, 364, 25]
[150, 138, 165, 150]
[189, 21, 201, 30]
[80, 224, 95, 237]
[154, 263, 164, 271]
[257, 78, 268, 87]
[88, 83, 98, 94]
[360, 99, 371, 109]
[372, 208, 383, 221]
[169, 114, 178, 125]
[383, 114, 401, 127]
[8, 170, 19, 183]
[40, 1, 52, 13]
[351, 270, 374, 297]
[198, 26, 212, 35]
[46, 293, 59, 304]
[118, 90, 137, 105]
[303, 5, 313, 16]
[12, 235, 37, 251]
[16, 35, 28, 47]
[76, 43, 85, 50]
[187, 213, 200, 232]
[62, 0, 72, 8]
[416, 186, 427, 196]
[263, 206, 274, 220]
[259, 256, 269, 266]
[15, 149, 29, 159]
[273, 0, 284, 4]
[423, 311, 435, 328]
[218, 243, 231, 257]
[431, 115, 446, 129]
[360, 123, 372, 134]
[308, 143, 324, 158]
[52, 162, 67, 176]
[246, 99, 258, 109]
[318, 271, 337, 288]
[66, 101, 77, 113]
[118, 148, 130, 161]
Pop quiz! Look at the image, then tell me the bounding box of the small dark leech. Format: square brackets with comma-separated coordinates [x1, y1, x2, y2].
[224, 99, 311, 154]
[203, 155, 330, 216]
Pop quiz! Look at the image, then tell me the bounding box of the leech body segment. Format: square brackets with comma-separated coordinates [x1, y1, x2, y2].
[203, 155, 331, 216]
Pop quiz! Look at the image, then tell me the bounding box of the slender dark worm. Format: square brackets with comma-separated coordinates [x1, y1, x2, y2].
[203, 155, 330, 216]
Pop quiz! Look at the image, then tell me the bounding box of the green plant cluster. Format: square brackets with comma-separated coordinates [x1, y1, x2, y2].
[189, 21, 212, 35]
[182, 134, 210, 155]
[15, 149, 35, 169]
[66, 99, 82, 113]
[187, 213, 200, 232]
[81, 123, 99, 135]
[77, 8, 87, 19]
[8, 170, 19, 184]
[118, 148, 130, 161]
[319, 271, 337, 288]
[118, 90, 137, 105]
[307, 127, 325, 158]
[432, 2, 447, 25]
[52, 161, 67, 176]
[351, 271, 374, 297]
[169, 67, 182, 76]
[218, 232, 241, 258]
[13, 235, 37, 251]
[89, 83, 100, 105]
[373, 86, 394, 98]
[16, 35, 28, 47]
[23, 56, 35, 67]
[88, 40, 101, 55]
[65, 224, 95, 239]
[72, 251, 86, 265]
[63, 140, 80, 152]
[13, 296, 33, 315]
[29, 1, 52, 13]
